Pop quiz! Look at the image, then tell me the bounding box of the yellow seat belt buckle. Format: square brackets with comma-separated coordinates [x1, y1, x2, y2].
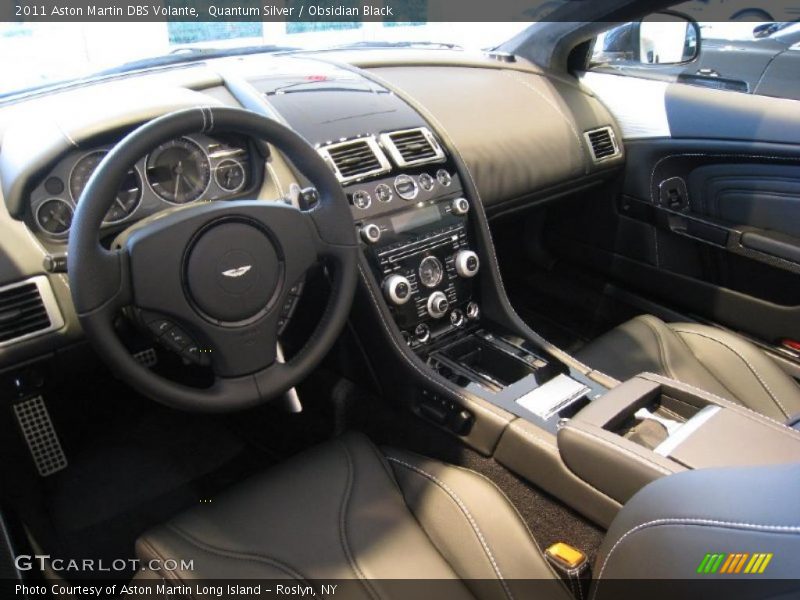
[545, 542, 587, 570]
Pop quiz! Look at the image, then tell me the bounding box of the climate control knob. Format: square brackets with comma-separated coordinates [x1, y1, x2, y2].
[454, 250, 480, 278]
[427, 291, 449, 319]
[451, 198, 470, 215]
[383, 274, 412, 306]
[360, 223, 381, 244]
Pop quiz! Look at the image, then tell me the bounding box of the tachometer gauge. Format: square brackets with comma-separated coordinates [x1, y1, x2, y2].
[70, 150, 142, 223]
[36, 199, 73, 235]
[419, 256, 444, 288]
[214, 158, 246, 193]
[146, 138, 211, 204]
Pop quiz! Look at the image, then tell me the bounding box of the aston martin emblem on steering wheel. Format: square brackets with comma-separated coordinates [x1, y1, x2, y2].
[221, 265, 252, 278]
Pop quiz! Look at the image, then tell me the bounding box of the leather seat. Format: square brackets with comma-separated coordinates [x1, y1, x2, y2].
[133, 433, 800, 599]
[576, 315, 800, 421]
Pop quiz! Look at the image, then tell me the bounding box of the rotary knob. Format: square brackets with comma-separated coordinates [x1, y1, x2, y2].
[454, 250, 480, 278]
[360, 223, 381, 244]
[451, 198, 470, 215]
[427, 291, 449, 319]
[383, 274, 412, 306]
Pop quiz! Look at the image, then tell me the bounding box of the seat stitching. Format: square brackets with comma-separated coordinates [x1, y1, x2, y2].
[561, 425, 673, 476]
[638, 316, 676, 379]
[668, 326, 743, 402]
[337, 440, 382, 600]
[137, 538, 189, 598]
[165, 524, 320, 596]
[672, 328, 791, 418]
[592, 518, 800, 600]
[386, 456, 515, 600]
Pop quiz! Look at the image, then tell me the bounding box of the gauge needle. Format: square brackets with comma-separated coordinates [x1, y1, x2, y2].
[115, 198, 126, 210]
[174, 173, 182, 200]
[54, 214, 67, 227]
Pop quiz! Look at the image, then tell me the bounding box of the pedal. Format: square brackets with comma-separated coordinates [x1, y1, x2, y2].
[545, 542, 589, 600]
[13, 395, 67, 477]
[133, 347, 158, 369]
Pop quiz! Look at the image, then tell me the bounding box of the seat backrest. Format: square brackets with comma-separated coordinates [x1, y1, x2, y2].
[591, 464, 800, 598]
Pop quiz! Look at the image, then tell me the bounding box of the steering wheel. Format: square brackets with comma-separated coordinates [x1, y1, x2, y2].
[68, 107, 358, 412]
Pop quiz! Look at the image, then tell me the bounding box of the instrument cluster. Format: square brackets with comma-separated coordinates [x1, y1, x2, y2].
[28, 132, 258, 242]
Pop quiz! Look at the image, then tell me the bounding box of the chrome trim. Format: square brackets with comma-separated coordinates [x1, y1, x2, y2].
[654, 405, 721, 457]
[316, 136, 391, 185]
[379, 127, 446, 168]
[584, 126, 621, 163]
[394, 174, 418, 201]
[0, 276, 65, 349]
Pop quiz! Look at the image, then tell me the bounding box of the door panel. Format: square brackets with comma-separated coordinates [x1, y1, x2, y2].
[560, 77, 800, 348]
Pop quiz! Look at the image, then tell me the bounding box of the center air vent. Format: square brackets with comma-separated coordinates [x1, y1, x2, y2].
[317, 137, 391, 184]
[584, 126, 621, 162]
[380, 127, 445, 168]
[0, 276, 64, 348]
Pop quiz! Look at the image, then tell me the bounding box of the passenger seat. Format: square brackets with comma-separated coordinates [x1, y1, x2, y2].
[575, 315, 800, 421]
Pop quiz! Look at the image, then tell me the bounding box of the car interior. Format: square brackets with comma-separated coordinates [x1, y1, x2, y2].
[0, 3, 799, 599]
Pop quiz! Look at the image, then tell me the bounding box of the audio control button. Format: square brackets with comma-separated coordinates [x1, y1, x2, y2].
[451, 198, 470, 215]
[394, 174, 418, 200]
[415, 323, 431, 344]
[436, 169, 452, 187]
[466, 302, 480, 320]
[454, 250, 480, 278]
[419, 173, 435, 192]
[360, 223, 381, 244]
[450, 309, 465, 327]
[427, 291, 449, 319]
[383, 274, 412, 306]
[352, 190, 372, 210]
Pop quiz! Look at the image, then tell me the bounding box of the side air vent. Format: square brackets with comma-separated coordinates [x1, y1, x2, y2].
[0, 276, 64, 348]
[380, 127, 445, 168]
[584, 126, 621, 162]
[317, 137, 391, 184]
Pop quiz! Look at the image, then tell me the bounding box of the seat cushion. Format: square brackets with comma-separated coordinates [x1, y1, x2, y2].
[134, 432, 570, 600]
[576, 315, 800, 421]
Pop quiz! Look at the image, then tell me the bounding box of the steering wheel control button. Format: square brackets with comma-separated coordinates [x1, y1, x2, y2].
[451, 197, 470, 215]
[162, 326, 192, 351]
[419, 172, 435, 192]
[375, 183, 393, 203]
[360, 223, 382, 244]
[352, 190, 372, 210]
[436, 169, 452, 187]
[415, 323, 431, 344]
[427, 291, 449, 319]
[148, 319, 173, 337]
[394, 174, 418, 200]
[454, 250, 480, 278]
[383, 274, 412, 306]
[185, 221, 280, 324]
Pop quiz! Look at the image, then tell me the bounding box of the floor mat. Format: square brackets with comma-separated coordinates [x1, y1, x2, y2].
[42, 408, 269, 581]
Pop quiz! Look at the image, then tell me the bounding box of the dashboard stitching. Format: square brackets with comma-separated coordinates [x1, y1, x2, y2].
[361, 69, 618, 385]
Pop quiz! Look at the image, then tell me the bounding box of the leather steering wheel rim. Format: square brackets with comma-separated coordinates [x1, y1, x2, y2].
[68, 107, 358, 412]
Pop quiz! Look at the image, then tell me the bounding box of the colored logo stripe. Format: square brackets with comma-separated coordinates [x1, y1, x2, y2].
[698, 553, 773, 574]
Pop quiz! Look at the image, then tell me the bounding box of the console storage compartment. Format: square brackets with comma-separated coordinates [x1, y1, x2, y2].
[557, 373, 800, 504]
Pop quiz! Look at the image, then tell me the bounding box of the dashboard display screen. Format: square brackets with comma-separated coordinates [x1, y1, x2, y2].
[391, 206, 441, 234]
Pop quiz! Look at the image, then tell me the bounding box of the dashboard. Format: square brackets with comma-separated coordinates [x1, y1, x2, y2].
[26, 132, 259, 246]
[0, 49, 623, 367]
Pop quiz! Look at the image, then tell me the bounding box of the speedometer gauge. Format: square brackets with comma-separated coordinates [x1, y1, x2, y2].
[70, 151, 142, 223]
[146, 138, 211, 204]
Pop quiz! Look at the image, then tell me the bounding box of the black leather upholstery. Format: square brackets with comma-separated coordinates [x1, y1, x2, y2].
[576, 315, 800, 421]
[135, 433, 571, 600]
[135, 433, 800, 598]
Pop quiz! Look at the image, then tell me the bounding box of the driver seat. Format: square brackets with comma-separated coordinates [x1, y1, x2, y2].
[132, 433, 799, 599]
